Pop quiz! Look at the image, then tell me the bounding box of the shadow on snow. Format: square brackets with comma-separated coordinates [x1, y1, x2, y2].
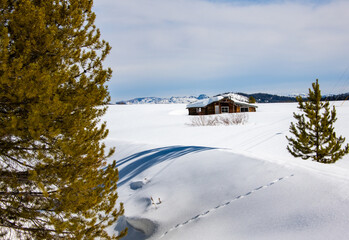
[116, 146, 215, 186]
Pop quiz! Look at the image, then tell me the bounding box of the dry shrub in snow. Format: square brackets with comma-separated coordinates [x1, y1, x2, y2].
[219, 113, 249, 125]
[189, 115, 218, 126]
[189, 113, 248, 126]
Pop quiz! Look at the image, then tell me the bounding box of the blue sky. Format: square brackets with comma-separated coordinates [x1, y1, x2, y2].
[93, 0, 349, 101]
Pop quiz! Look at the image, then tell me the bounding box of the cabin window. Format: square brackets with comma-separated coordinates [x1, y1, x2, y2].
[196, 108, 202, 113]
[221, 106, 229, 113]
[241, 107, 249, 112]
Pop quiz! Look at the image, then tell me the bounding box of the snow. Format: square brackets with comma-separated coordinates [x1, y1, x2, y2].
[217, 92, 250, 103]
[103, 101, 349, 239]
[233, 99, 258, 108]
[186, 95, 257, 109]
[186, 96, 223, 108]
[121, 95, 208, 105]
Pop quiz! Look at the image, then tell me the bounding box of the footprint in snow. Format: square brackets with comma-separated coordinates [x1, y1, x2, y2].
[130, 178, 150, 190]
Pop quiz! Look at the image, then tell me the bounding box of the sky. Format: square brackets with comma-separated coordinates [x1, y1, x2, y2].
[93, 0, 349, 102]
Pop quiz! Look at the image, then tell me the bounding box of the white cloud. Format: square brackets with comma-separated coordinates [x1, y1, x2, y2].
[93, 0, 349, 97]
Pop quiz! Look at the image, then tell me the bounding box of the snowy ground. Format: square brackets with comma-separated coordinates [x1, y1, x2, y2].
[103, 102, 349, 240]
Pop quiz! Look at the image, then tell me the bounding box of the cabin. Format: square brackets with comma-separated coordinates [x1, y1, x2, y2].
[186, 96, 257, 115]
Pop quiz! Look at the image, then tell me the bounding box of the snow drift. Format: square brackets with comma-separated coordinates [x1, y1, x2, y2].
[104, 102, 349, 240]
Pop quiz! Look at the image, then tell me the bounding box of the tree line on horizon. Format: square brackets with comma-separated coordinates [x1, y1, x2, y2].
[239, 92, 349, 103]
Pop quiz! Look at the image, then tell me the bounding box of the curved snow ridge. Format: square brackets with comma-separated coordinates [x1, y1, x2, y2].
[159, 174, 295, 239]
[114, 216, 157, 240]
[127, 217, 157, 236]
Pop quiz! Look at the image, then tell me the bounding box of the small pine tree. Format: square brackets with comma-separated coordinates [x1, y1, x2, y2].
[0, 0, 126, 239]
[286, 79, 349, 163]
[248, 96, 256, 103]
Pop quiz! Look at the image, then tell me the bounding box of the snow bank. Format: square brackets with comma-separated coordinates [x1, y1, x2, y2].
[114, 216, 157, 240]
[104, 101, 349, 239]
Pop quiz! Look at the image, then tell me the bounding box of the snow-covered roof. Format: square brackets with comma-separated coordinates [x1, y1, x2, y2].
[186, 96, 257, 108]
[233, 99, 258, 108]
[186, 96, 224, 108]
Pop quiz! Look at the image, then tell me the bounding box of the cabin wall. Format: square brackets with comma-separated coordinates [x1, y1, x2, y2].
[229, 105, 234, 113]
[203, 102, 236, 114]
[249, 107, 256, 112]
[206, 103, 216, 115]
[188, 107, 208, 115]
[188, 108, 197, 115]
[188, 98, 257, 115]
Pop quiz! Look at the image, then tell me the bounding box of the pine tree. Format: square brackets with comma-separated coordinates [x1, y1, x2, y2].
[0, 0, 126, 239]
[286, 79, 349, 163]
[248, 96, 256, 103]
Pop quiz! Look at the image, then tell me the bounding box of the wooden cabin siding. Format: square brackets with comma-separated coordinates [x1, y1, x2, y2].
[229, 105, 234, 113]
[206, 103, 216, 115]
[249, 107, 256, 112]
[188, 108, 197, 115]
[202, 107, 208, 115]
[187, 97, 257, 115]
[188, 107, 209, 115]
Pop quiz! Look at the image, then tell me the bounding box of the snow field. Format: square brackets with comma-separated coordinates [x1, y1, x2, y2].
[103, 102, 349, 239]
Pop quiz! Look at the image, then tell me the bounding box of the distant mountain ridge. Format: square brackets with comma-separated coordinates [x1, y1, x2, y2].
[116, 94, 209, 105]
[116, 92, 349, 104]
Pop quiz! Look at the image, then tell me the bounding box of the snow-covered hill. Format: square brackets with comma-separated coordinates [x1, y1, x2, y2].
[103, 102, 349, 240]
[117, 93, 249, 105]
[117, 94, 209, 105]
[214, 92, 249, 102]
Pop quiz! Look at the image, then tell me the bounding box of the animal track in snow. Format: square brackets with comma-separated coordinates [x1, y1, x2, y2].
[159, 174, 294, 239]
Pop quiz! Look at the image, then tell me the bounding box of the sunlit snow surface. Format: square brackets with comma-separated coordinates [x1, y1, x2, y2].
[103, 102, 349, 240]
